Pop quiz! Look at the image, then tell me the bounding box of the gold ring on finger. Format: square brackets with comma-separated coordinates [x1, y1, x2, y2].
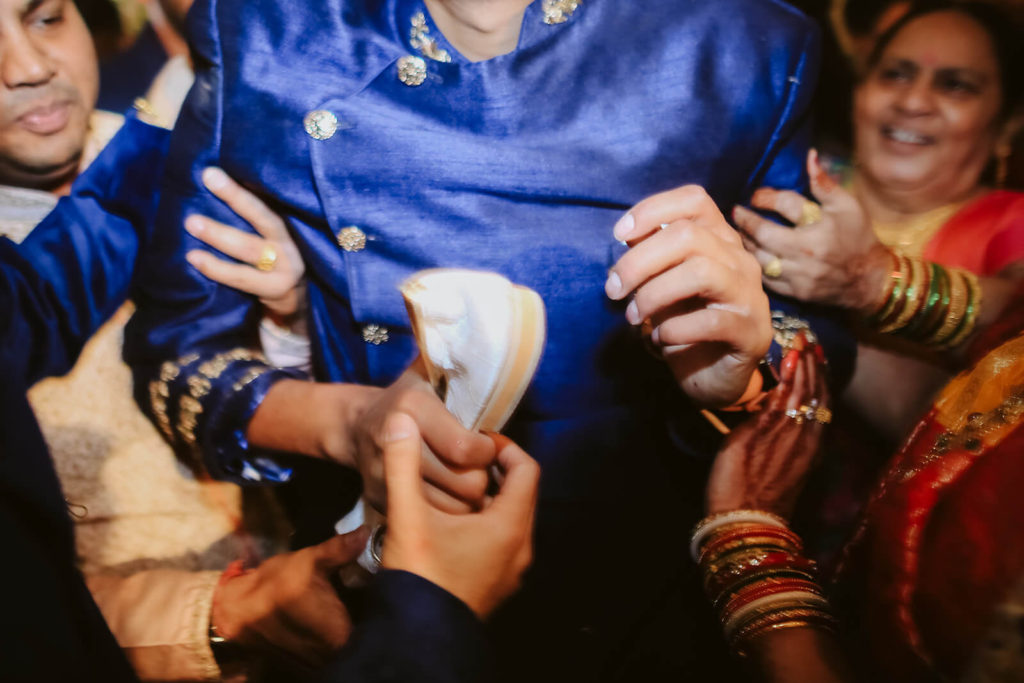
[763, 256, 783, 279]
[255, 243, 278, 272]
[814, 406, 832, 425]
[799, 201, 823, 226]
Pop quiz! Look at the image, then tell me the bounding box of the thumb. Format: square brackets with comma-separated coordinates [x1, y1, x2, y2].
[312, 526, 371, 571]
[382, 411, 427, 523]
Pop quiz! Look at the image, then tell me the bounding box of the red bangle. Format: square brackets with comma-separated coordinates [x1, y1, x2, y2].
[705, 552, 818, 599]
[699, 526, 803, 563]
[719, 578, 824, 618]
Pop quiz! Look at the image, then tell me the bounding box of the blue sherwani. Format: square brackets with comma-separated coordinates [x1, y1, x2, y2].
[125, 0, 849, 678]
[2, 118, 492, 683]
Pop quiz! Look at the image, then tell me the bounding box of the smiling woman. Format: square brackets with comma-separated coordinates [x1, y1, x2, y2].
[0, 0, 98, 195]
[852, 4, 1023, 263]
[734, 1, 1024, 443]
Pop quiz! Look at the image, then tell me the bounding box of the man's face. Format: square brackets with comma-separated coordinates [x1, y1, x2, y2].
[0, 0, 97, 191]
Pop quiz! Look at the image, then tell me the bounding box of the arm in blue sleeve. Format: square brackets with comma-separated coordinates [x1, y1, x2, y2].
[123, 0, 302, 484]
[737, 18, 855, 390]
[320, 570, 493, 683]
[2, 117, 170, 386]
[741, 15, 820, 198]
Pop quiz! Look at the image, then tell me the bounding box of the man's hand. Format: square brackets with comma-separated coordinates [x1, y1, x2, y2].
[606, 185, 771, 406]
[210, 528, 368, 669]
[343, 359, 497, 515]
[380, 412, 540, 619]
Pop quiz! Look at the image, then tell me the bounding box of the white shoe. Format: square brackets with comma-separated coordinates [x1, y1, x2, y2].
[400, 268, 546, 431]
[336, 269, 545, 581]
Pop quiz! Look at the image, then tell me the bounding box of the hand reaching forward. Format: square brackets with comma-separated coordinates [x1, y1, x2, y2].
[211, 527, 369, 669]
[733, 150, 891, 316]
[705, 337, 830, 520]
[381, 412, 540, 619]
[606, 185, 771, 407]
[184, 166, 306, 322]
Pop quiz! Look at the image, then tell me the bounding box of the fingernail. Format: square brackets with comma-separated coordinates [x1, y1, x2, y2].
[605, 271, 623, 299]
[385, 414, 415, 442]
[185, 250, 203, 268]
[782, 349, 799, 377]
[613, 213, 635, 241]
[625, 299, 641, 325]
[184, 215, 204, 236]
[202, 166, 228, 191]
[650, 325, 661, 345]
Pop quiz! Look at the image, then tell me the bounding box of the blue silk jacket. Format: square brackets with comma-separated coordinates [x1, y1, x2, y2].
[125, 0, 848, 675]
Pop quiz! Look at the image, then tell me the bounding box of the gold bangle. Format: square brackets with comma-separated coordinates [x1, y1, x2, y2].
[926, 268, 968, 345]
[722, 591, 830, 629]
[732, 619, 837, 657]
[729, 607, 836, 645]
[871, 252, 907, 325]
[943, 271, 982, 348]
[880, 256, 925, 333]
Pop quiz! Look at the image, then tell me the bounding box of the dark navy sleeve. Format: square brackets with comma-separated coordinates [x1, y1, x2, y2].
[322, 570, 493, 683]
[733, 15, 855, 389]
[741, 12, 820, 198]
[3, 117, 169, 386]
[123, 0, 303, 484]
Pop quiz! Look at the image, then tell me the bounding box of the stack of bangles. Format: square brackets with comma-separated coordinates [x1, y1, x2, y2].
[867, 250, 981, 348]
[691, 510, 836, 656]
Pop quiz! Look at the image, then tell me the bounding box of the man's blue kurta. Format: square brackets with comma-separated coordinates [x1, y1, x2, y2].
[126, 0, 847, 677]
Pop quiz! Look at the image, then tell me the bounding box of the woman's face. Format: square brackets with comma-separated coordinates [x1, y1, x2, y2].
[854, 11, 1004, 200]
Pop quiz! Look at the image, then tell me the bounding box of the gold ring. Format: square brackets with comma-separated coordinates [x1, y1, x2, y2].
[255, 244, 278, 272]
[799, 201, 823, 226]
[763, 257, 783, 279]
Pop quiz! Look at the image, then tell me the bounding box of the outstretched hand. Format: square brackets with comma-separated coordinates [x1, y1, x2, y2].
[705, 336, 830, 520]
[381, 412, 540, 619]
[211, 527, 369, 669]
[606, 185, 771, 407]
[184, 166, 306, 321]
[733, 150, 891, 315]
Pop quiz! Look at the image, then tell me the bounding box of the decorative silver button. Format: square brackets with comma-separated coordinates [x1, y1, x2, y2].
[304, 110, 338, 140]
[397, 56, 427, 86]
[336, 226, 367, 252]
[362, 324, 390, 345]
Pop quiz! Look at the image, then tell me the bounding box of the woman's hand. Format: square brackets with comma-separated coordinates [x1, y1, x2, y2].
[733, 150, 891, 316]
[381, 413, 539, 619]
[184, 167, 306, 322]
[606, 185, 772, 407]
[705, 336, 830, 519]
